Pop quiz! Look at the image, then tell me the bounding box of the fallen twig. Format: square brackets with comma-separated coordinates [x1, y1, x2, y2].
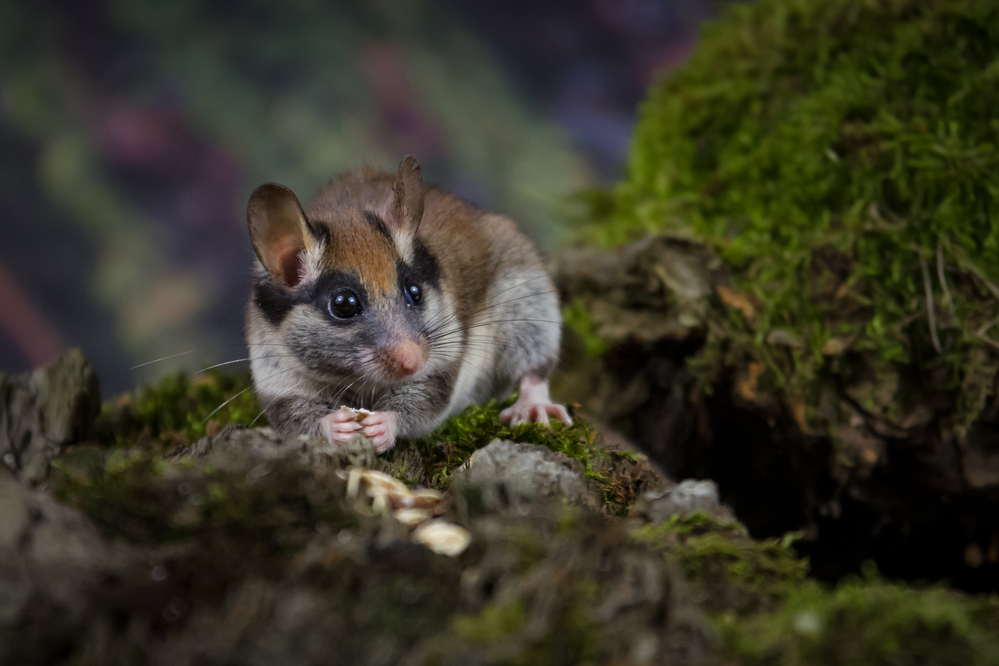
[918, 251, 942, 352]
[937, 242, 957, 319]
[975, 318, 999, 351]
[958, 256, 999, 302]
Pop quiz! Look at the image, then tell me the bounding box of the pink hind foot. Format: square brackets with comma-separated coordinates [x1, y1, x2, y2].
[499, 375, 572, 427]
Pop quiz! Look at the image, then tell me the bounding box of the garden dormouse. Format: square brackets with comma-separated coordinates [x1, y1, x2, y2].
[245, 156, 570, 452]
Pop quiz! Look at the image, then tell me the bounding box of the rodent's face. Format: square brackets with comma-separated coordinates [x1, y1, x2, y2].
[253, 208, 452, 387]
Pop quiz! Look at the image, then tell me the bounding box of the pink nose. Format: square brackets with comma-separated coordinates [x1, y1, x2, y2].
[390, 341, 424, 376]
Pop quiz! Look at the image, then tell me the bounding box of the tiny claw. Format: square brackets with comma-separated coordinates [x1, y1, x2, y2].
[500, 402, 571, 427]
[500, 375, 573, 428]
[549, 404, 573, 425]
[527, 405, 549, 425]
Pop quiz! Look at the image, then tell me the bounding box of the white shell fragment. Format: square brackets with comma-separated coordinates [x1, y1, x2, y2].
[412, 520, 472, 557]
[337, 406, 373, 422]
[341, 467, 445, 528]
[394, 508, 432, 527]
[406, 489, 445, 511]
[345, 468, 409, 502]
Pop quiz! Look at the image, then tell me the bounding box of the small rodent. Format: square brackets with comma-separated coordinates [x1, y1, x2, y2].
[245, 155, 571, 452]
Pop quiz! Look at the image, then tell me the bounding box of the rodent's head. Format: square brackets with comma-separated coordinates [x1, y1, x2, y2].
[247, 156, 453, 386]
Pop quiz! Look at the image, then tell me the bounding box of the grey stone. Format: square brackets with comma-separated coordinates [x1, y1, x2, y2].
[454, 439, 604, 512]
[0, 349, 101, 483]
[632, 479, 735, 524]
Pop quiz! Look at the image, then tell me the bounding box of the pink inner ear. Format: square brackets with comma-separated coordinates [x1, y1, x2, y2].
[278, 249, 303, 287]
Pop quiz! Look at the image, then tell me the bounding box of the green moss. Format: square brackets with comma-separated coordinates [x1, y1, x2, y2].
[52, 447, 354, 548]
[92, 371, 605, 499]
[450, 599, 528, 645]
[428, 514, 622, 665]
[96, 370, 265, 448]
[634, 513, 808, 613]
[445, 595, 596, 666]
[634, 515, 999, 664]
[411, 398, 603, 488]
[585, 0, 999, 431]
[562, 297, 609, 357]
[716, 566, 999, 665]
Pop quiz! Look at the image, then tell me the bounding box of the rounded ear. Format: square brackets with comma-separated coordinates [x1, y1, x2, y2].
[247, 184, 314, 287]
[391, 155, 425, 232]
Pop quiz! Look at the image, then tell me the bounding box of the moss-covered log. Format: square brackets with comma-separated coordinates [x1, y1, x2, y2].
[562, 0, 999, 589]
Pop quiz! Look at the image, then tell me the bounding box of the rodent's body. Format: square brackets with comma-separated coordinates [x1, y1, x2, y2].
[245, 157, 568, 451]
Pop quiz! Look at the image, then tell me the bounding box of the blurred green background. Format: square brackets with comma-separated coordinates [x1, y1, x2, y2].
[0, 0, 714, 394]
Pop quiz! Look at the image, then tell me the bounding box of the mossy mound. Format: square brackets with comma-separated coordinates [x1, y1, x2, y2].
[410, 399, 601, 487]
[717, 569, 999, 666]
[98, 370, 655, 513]
[634, 514, 999, 665]
[634, 514, 808, 615]
[562, 0, 999, 590]
[52, 446, 356, 547]
[584, 0, 999, 434]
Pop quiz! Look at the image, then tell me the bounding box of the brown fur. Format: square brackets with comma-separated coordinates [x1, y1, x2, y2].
[322, 214, 398, 297]
[302, 167, 541, 322]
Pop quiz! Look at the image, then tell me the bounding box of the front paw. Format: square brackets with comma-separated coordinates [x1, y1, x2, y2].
[499, 401, 573, 427]
[320, 408, 398, 453]
[320, 409, 364, 445]
[358, 411, 399, 453]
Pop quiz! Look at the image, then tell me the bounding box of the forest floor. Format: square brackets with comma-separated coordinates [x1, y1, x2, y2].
[3, 349, 999, 665]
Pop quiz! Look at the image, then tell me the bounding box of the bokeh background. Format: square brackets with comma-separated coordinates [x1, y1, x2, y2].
[0, 0, 716, 395]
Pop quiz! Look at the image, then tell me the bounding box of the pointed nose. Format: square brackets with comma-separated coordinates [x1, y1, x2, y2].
[389, 340, 425, 376]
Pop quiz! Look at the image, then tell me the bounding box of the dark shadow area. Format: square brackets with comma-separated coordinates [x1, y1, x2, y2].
[603, 338, 999, 593]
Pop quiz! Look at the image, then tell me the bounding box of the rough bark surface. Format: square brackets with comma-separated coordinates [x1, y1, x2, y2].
[0, 348, 100, 483]
[554, 235, 999, 591]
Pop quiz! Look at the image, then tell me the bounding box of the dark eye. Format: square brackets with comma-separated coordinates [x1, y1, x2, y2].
[405, 282, 423, 305]
[329, 291, 361, 319]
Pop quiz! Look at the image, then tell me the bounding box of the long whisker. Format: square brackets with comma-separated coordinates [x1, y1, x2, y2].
[189, 351, 306, 377]
[422, 288, 554, 337]
[422, 288, 560, 340]
[435, 316, 563, 333]
[202, 386, 253, 424]
[419, 274, 554, 335]
[418, 275, 548, 333]
[130, 343, 295, 370]
[190, 358, 251, 377]
[130, 349, 202, 370]
[429, 318, 562, 342]
[250, 374, 344, 428]
[331, 376, 362, 409]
